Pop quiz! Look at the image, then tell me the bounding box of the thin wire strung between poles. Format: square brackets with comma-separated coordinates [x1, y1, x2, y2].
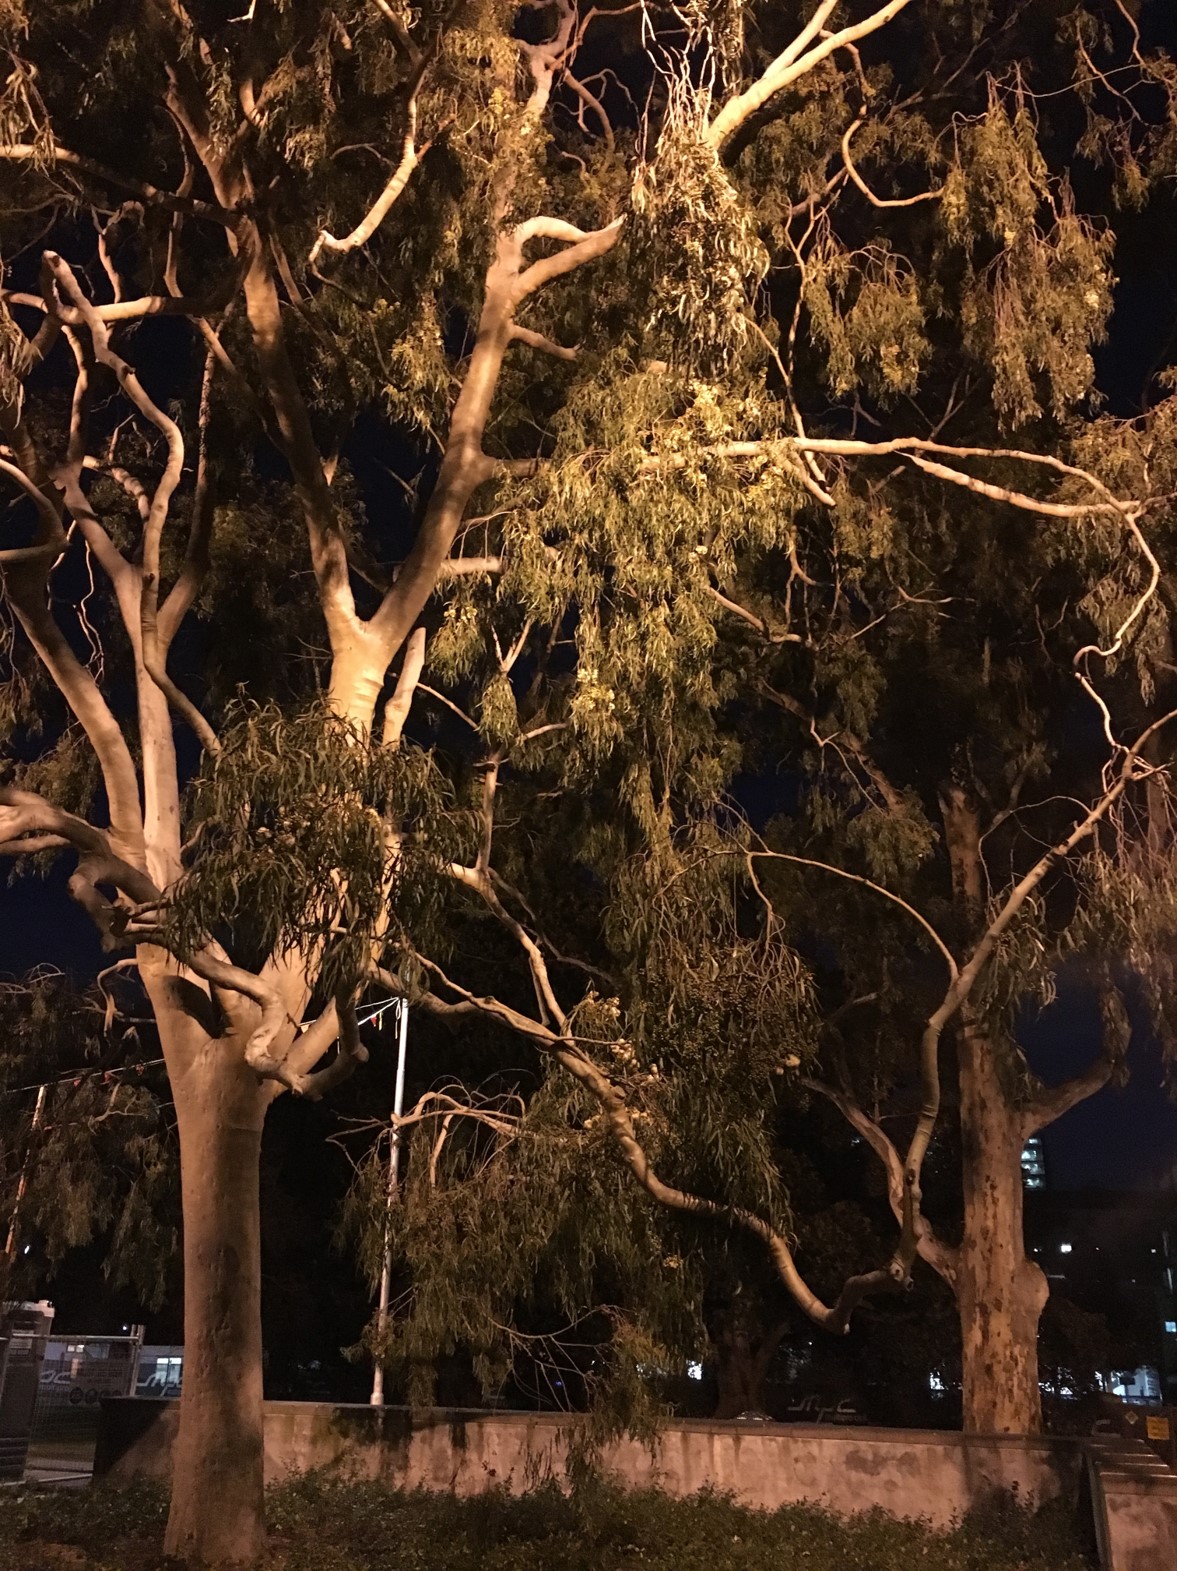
[3, 1058, 167, 1097]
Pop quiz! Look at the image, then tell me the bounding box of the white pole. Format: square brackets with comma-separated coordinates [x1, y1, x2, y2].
[370, 999, 408, 1405]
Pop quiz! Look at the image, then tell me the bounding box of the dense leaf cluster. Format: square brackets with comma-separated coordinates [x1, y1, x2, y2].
[168, 703, 468, 992]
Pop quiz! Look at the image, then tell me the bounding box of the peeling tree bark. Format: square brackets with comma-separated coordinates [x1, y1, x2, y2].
[956, 1015, 1049, 1433]
[942, 789, 1048, 1435]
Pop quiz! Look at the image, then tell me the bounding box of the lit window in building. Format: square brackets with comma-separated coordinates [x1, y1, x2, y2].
[1108, 1366, 1162, 1403]
[1021, 1136, 1047, 1190]
[1165, 1322, 1177, 1336]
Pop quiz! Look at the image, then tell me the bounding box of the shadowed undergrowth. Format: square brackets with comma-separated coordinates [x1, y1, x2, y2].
[0, 1476, 1096, 1570]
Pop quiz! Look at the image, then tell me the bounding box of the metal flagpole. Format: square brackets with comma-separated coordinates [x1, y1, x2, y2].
[370, 998, 408, 1406]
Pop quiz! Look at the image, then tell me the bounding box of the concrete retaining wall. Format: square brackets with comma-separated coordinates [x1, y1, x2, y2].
[1086, 1436, 1177, 1571]
[98, 1401, 1177, 1571]
[100, 1401, 1177, 1565]
[96, 1400, 1087, 1530]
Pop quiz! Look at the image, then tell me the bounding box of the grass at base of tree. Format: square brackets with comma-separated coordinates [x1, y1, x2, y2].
[0, 1475, 1097, 1571]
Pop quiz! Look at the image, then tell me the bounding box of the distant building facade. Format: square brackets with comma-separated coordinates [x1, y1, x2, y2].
[1024, 1184, 1177, 1404]
[1021, 1135, 1048, 1190]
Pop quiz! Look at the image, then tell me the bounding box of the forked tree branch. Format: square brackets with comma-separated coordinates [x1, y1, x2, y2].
[706, 0, 916, 150]
[411, 951, 903, 1331]
[0, 788, 158, 939]
[802, 1074, 959, 1284]
[45, 254, 221, 757]
[553, 1040, 904, 1333]
[0, 414, 145, 863]
[0, 143, 238, 223]
[733, 703, 1173, 1296]
[510, 217, 624, 305]
[0, 784, 360, 1098]
[1022, 980, 1131, 1137]
[758, 680, 907, 815]
[793, 710, 1177, 1273]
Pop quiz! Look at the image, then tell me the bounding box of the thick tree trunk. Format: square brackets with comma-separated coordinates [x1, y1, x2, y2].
[710, 1310, 785, 1419]
[163, 1041, 270, 1566]
[957, 1019, 1048, 1432]
[942, 789, 1048, 1435]
[713, 1327, 763, 1419]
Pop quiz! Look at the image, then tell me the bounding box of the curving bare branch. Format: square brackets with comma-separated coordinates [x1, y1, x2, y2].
[309, 50, 439, 265]
[748, 848, 959, 977]
[0, 142, 238, 223]
[840, 115, 945, 209]
[295, 991, 369, 1100]
[45, 254, 220, 758]
[706, 0, 915, 150]
[382, 626, 426, 748]
[554, 1040, 903, 1333]
[802, 1073, 959, 1284]
[0, 788, 158, 941]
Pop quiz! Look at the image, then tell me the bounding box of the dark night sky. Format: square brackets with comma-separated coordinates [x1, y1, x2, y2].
[1022, 990, 1177, 1191]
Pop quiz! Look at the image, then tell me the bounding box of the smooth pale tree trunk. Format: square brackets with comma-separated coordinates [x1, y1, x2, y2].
[160, 1024, 271, 1566]
[956, 1017, 1048, 1433]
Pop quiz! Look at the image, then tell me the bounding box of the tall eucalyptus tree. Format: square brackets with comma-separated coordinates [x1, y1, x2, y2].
[1, 2, 1175, 1562]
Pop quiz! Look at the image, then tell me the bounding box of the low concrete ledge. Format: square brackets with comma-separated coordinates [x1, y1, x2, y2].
[97, 1399, 1088, 1531]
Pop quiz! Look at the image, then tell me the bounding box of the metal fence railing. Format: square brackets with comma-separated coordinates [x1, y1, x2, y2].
[25, 1334, 142, 1483]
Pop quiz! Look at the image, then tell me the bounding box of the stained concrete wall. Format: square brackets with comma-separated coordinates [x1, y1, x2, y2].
[101, 1401, 1177, 1565]
[1087, 1437, 1177, 1571]
[96, 1400, 1087, 1531]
